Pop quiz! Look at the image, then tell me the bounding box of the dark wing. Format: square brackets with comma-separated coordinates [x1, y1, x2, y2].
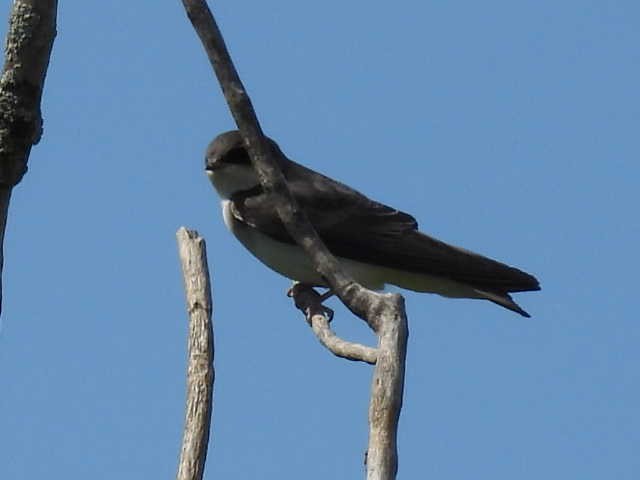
[230, 160, 417, 243]
[231, 160, 539, 294]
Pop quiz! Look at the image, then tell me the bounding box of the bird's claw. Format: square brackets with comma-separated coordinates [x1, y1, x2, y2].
[287, 282, 334, 323]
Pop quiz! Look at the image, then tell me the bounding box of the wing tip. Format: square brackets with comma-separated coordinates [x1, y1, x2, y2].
[505, 272, 541, 293]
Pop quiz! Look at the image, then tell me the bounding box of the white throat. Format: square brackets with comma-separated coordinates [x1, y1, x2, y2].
[207, 164, 259, 199]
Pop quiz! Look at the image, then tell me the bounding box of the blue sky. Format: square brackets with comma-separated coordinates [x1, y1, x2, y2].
[1, 1, 639, 478]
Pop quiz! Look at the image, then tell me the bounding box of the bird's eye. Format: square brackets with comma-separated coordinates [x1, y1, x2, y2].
[225, 147, 250, 165]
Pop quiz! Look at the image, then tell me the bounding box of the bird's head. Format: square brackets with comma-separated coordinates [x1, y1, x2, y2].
[205, 130, 260, 199]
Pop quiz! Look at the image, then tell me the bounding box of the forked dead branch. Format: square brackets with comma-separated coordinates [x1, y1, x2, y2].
[180, 1, 408, 479]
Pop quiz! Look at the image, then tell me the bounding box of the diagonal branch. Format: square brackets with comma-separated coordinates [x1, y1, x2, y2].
[0, 0, 58, 316]
[180, 0, 375, 323]
[180, 2, 408, 478]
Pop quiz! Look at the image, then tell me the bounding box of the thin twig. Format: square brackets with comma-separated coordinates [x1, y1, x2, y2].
[289, 284, 378, 364]
[0, 0, 58, 316]
[176, 227, 214, 480]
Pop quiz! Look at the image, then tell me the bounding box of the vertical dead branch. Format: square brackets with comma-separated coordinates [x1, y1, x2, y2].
[0, 0, 58, 316]
[366, 296, 408, 478]
[180, 2, 408, 478]
[176, 227, 215, 480]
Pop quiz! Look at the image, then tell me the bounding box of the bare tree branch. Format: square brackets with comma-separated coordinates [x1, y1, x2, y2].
[176, 227, 214, 480]
[366, 295, 408, 478]
[289, 283, 378, 365]
[0, 0, 57, 316]
[180, 2, 408, 478]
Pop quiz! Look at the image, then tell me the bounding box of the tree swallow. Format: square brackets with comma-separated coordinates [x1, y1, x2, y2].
[205, 130, 540, 317]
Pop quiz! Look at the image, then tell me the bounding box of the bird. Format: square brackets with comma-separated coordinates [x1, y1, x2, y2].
[205, 130, 540, 317]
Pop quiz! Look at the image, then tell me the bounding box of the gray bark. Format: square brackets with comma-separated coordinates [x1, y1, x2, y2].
[176, 227, 215, 480]
[0, 0, 58, 315]
[289, 283, 378, 365]
[366, 295, 408, 478]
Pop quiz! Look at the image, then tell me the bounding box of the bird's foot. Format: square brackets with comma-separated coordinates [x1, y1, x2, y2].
[287, 282, 334, 324]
